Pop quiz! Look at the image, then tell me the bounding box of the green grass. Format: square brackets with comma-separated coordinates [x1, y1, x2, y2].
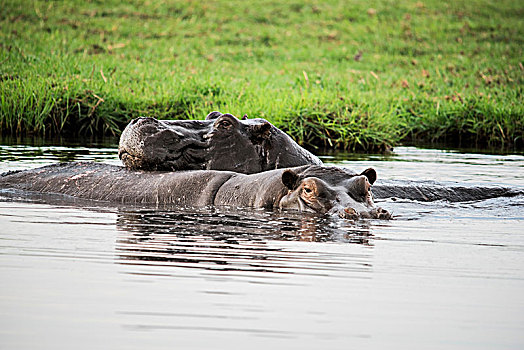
[1, 0, 523, 150]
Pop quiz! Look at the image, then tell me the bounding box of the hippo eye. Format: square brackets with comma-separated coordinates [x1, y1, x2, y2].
[218, 120, 232, 129]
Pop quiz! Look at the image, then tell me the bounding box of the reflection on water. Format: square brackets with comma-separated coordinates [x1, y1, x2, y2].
[116, 207, 374, 278]
[1, 143, 524, 349]
[117, 207, 374, 243]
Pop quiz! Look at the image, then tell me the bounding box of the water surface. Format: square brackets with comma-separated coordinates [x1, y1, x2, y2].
[1, 143, 523, 349]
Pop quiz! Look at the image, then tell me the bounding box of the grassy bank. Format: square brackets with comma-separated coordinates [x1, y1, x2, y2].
[1, 0, 523, 150]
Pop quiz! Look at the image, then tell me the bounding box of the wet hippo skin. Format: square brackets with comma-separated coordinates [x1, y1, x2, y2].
[0, 162, 389, 220]
[118, 111, 322, 174]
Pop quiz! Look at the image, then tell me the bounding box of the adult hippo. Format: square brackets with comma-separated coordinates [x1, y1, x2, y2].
[0, 162, 390, 220]
[118, 111, 322, 173]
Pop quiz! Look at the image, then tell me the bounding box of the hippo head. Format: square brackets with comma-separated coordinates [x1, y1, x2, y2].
[279, 166, 391, 220]
[118, 111, 322, 173]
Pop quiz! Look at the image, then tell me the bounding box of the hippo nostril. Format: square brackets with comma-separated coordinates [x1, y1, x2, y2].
[375, 207, 392, 220]
[336, 207, 392, 220]
[339, 207, 359, 220]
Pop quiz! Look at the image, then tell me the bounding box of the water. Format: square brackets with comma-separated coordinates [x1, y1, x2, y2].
[1, 142, 523, 349]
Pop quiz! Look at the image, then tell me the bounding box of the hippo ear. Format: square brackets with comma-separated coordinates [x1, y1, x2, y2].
[250, 122, 272, 138]
[242, 114, 248, 120]
[282, 170, 300, 190]
[206, 111, 222, 120]
[360, 168, 377, 185]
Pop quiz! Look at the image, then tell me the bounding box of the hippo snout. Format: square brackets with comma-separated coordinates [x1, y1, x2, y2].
[337, 207, 392, 220]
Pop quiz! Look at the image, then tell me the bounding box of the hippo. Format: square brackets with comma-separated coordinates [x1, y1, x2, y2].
[0, 162, 391, 220]
[118, 111, 322, 174]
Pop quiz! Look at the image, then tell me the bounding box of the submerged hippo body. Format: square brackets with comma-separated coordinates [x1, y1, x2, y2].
[372, 180, 522, 202]
[119, 111, 322, 173]
[0, 162, 389, 220]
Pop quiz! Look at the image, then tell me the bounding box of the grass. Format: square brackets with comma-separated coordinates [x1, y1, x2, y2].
[0, 0, 523, 150]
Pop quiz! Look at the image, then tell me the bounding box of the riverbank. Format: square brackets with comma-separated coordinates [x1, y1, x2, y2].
[1, 0, 522, 150]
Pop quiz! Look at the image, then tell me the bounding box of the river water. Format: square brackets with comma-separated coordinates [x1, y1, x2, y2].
[1, 141, 523, 349]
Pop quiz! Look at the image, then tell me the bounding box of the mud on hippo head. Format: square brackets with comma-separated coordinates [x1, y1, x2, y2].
[279, 166, 391, 220]
[118, 111, 322, 173]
